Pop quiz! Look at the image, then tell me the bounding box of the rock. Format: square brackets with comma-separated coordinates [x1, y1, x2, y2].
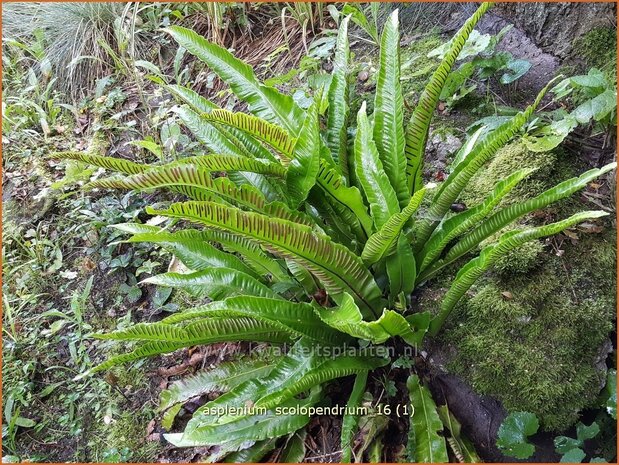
[357, 70, 369, 83]
[427, 372, 560, 463]
[429, 132, 462, 162]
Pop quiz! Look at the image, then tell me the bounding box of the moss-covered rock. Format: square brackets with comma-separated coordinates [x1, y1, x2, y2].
[437, 141, 616, 432]
[443, 231, 615, 431]
[492, 239, 546, 275]
[572, 27, 617, 80]
[457, 142, 560, 275]
[460, 142, 558, 208]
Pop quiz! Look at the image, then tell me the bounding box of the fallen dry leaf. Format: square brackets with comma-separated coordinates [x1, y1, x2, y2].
[578, 222, 604, 234]
[563, 229, 579, 240]
[157, 363, 190, 378]
[146, 419, 156, 436]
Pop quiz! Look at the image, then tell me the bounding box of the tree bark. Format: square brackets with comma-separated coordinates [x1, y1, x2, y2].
[493, 3, 616, 58]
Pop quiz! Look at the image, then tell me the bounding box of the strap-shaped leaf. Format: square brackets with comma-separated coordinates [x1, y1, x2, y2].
[122, 227, 259, 277]
[223, 439, 278, 463]
[164, 82, 213, 113]
[166, 84, 277, 165]
[284, 258, 320, 296]
[163, 436, 254, 453]
[165, 83, 278, 162]
[315, 158, 373, 237]
[173, 155, 286, 177]
[165, 26, 304, 135]
[428, 210, 609, 335]
[315, 293, 425, 346]
[327, 15, 351, 177]
[86, 163, 244, 202]
[51, 151, 225, 202]
[407, 374, 448, 463]
[437, 405, 481, 463]
[287, 98, 321, 207]
[416, 168, 533, 273]
[255, 352, 388, 410]
[49, 151, 147, 175]
[85, 320, 292, 374]
[451, 126, 485, 171]
[159, 357, 276, 412]
[174, 386, 322, 446]
[386, 233, 417, 300]
[88, 164, 309, 225]
[355, 101, 400, 229]
[280, 430, 307, 463]
[142, 267, 281, 300]
[147, 201, 384, 317]
[374, 10, 408, 208]
[176, 106, 287, 202]
[199, 229, 289, 281]
[98, 316, 292, 344]
[423, 161, 617, 280]
[341, 372, 368, 463]
[161, 296, 350, 345]
[201, 109, 296, 161]
[147, 162, 282, 207]
[187, 339, 327, 427]
[405, 2, 491, 194]
[306, 190, 361, 249]
[81, 341, 188, 377]
[176, 105, 277, 163]
[362, 188, 426, 265]
[115, 224, 289, 282]
[227, 169, 286, 204]
[111, 223, 161, 235]
[413, 81, 550, 250]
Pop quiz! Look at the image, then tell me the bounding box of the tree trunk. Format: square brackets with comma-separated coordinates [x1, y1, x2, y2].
[493, 3, 616, 58]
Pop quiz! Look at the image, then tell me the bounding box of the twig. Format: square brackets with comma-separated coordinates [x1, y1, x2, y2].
[305, 450, 342, 461]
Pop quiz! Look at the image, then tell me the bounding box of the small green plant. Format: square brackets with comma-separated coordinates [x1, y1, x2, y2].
[2, 35, 67, 137]
[496, 412, 540, 459]
[181, 3, 252, 47]
[52, 3, 615, 462]
[335, 3, 380, 44]
[2, 396, 38, 456]
[498, 370, 616, 462]
[280, 2, 325, 52]
[498, 412, 613, 463]
[430, 26, 532, 108]
[523, 68, 617, 152]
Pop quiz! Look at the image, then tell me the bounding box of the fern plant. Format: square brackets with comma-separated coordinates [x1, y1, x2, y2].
[53, 3, 615, 462]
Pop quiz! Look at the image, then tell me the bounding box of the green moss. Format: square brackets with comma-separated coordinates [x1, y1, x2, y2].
[460, 142, 557, 208]
[438, 140, 615, 431]
[443, 230, 616, 432]
[400, 34, 443, 106]
[86, 365, 158, 461]
[573, 27, 617, 80]
[492, 240, 546, 275]
[456, 142, 561, 274]
[89, 406, 159, 462]
[109, 365, 149, 390]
